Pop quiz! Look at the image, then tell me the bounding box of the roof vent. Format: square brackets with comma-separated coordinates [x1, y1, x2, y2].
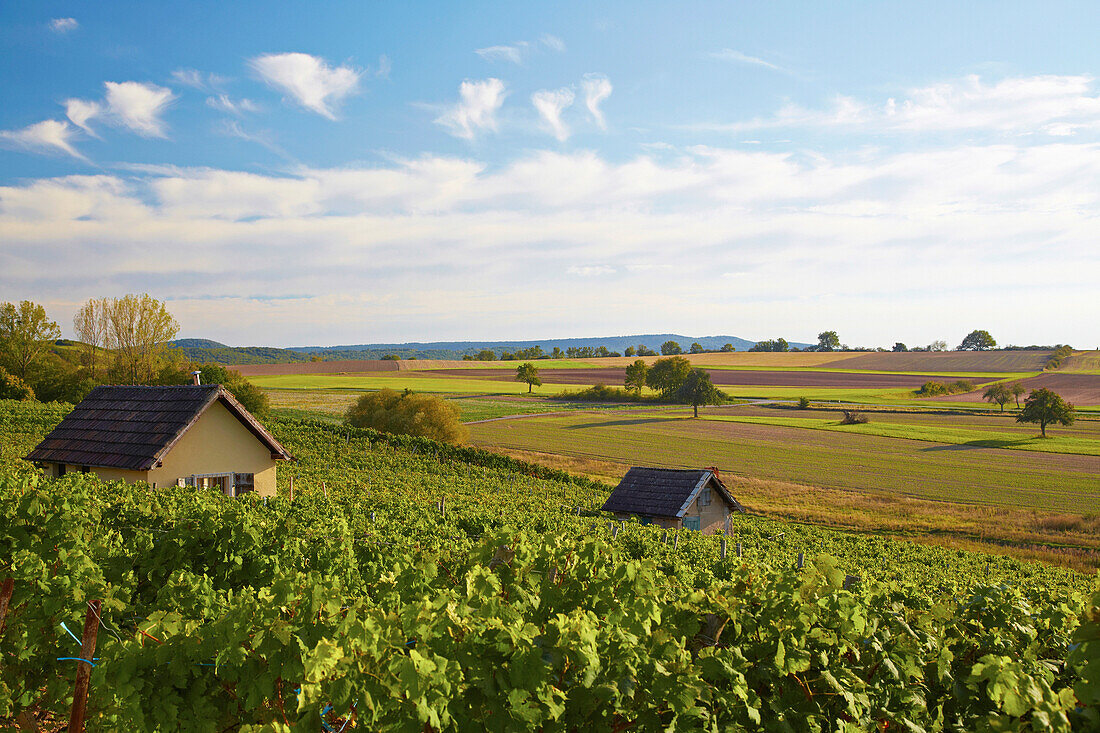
[191, 370, 202, 386]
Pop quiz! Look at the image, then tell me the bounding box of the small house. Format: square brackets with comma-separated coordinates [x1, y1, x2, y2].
[602, 467, 744, 534]
[26, 384, 291, 497]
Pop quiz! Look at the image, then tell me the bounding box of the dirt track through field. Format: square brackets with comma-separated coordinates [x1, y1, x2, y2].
[432, 368, 958, 388]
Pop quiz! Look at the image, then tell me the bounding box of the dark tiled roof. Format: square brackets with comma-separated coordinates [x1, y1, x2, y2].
[26, 385, 291, 471]
[602, 467, 743, 518]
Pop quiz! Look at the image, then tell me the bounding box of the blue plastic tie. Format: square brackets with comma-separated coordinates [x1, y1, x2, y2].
[57, 657, 97, 667]
[60, 621, 82, 646]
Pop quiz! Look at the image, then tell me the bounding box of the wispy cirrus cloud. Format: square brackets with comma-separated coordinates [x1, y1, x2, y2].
[710, 48, 784, 72]
[64, 99, 102, 137]
[434, 78, 506, 139]
[701, 74, 1100, 137]
[475, 35, 565, 64]
[49, 17, 78, 33]
[532, 88, 575, 141]
[171, 68, 229, 92]
[249, 52, 361, 119]
[581, 74, 612, 129]
[206, 95, 261, 116]
[0, 119, 87, 161]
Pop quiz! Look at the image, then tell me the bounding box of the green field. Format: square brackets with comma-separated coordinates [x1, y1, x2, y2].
[468, 409, 1100, 514]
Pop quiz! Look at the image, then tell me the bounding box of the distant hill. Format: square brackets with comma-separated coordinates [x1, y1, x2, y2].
[169, 334, 813, 365]
[170, 338, 228, 349]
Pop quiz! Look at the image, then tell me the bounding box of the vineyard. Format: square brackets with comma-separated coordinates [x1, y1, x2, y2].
[1, 399, 1099, 730]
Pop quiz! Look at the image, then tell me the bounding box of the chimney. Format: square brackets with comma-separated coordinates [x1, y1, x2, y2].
[191, 370, 202, 386]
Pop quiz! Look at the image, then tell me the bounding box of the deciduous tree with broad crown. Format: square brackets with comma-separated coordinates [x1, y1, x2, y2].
[1016, 388, 1075, 437]
[515, 362, 542, 393]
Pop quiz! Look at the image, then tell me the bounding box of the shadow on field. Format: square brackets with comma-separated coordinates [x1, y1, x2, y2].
[921, 438, 1036, 452]
[563, 417, 679, 430]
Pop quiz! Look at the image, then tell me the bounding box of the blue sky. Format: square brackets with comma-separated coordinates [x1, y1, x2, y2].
[2, 2, 1099, 347]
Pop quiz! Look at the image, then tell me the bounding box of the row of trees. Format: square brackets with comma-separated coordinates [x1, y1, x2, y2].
[625, 356, 725, 416]
[0, 296, 269, 416]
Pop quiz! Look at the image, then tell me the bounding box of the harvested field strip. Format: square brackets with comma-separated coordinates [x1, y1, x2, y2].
[699, 415, 1100, 456]
[429, 368, 994, 389]
[1062, 351, 1100, 373]
[248, 373, 582, 394]
[943, 372, 1100, 406]
[828, 350, 1051, 372]
[468, 412, 1100, 513]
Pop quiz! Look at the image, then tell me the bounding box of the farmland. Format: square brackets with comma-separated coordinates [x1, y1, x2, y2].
[467, 408, 1100, 513]
[2, 399, 1099, 729]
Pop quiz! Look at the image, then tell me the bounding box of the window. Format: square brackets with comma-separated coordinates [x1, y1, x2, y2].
[234, 473, 255, 494]
[57, 463, 66, 477]
[683, 516, 701, 532]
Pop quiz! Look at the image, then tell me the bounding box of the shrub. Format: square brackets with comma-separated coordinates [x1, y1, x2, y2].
[840, 410, 869, 425]
[346, 389, 467, 443]
[0, 367, 34, 401]
[798, 396, 811, 409]
[1045, 345, 1074, 370]
[553, 384, 644, 402]
[917, 380, 974, 397]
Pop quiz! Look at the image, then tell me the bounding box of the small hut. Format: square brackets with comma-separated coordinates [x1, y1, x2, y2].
[602, 467, 744, 534]
[26, 384, 291, 496]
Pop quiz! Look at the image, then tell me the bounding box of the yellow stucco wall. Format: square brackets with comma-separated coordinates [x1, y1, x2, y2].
[146, 400, 278, 496]
[53, 463, 147, 483]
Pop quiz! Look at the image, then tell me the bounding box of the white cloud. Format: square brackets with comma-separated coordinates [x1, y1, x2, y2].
[434, 78, 506, 139]
[568, 265, 614, 276]
[532, 88, 575, 141]
[475, 44, 526, 64]
[710, 48, 783, 72]
[171, 69, 229, 92]
[714, 74, 1100, 136]
[103, 81, 175, 137]
[541, 35, 566, 52]
[64, 99, 102, 136]
[581, 74, 612, 129]
[0, 119, 87, 160]
[375, 54, 392, 79]
[249, 52, 361, 119]
[3, 143, 1099, 346]
[206, 95, 261, 116]
[49, 17, 78, 33]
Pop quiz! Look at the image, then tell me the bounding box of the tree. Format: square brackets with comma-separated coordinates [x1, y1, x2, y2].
[675, 368, 725, 417]
[0, 300, 61, 380]
[817, 331, 840, 352]
[928, 340, 948, 352]
[982, 383, 1012, 412]
[1010, 382, 1026, 408]
[198, 363, 271, 418]
[1016, 388, 1075, 437]
[624, 346, 636, 357]
[346, 388, 467, 443]
[636, 344, 656, 356]
[748, 338, 789, 353]
[720, 343, 735, 352]
[475, 349, 496, 361]
[892, 342, 908, 352]
[515, 362, 542, 393]
[102, 294, 180, 384]
[551, 347, 564, 359]
[957, 330, 997, 351]
[646, 356, 692, 396]
[0, 366, 34, 401]
[624, 359, 648, 394]
[73, 299, 109, 379]
[689, 342, 705, 354]
[661, 340, 683, 356]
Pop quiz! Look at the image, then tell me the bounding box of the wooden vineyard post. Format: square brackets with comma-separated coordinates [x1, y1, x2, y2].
[661, 531, 668, 545]
[288, 475, 294, 502]
[0, 577, 13, 635]
[673, 534, 679, 549]
[440, 496, 446, 519]
[720, 537, 727, 560]
[736, 542, 743, 558]
[797, 552, 805, 570]
[321, 481, 328, 498]
[612, 524, 619, 538]
[68, 600, 101, 733]
[370, 511, 375, 523]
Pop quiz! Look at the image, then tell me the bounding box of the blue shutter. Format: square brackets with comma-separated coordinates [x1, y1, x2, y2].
[683, 516, 701, 531]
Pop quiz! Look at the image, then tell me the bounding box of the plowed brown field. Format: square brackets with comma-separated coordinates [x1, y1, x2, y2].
[432, 368, 954, 388]
[943, 373, 1100, 406]
[828, 351, 1050, 372]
